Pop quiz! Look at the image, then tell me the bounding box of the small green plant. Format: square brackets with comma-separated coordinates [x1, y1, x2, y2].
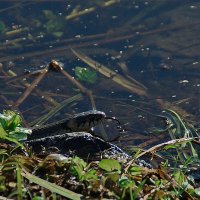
[69, 156, 98, 181]
[0, 110, 31, 145]
[118, 176, 135, 200]
[75, 67, 97, 84]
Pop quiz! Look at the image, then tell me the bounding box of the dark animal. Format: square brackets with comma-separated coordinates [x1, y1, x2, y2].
[26, 110, 128, 160]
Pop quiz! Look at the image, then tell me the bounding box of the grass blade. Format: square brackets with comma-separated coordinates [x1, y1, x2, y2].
[21, 168, 83, 200]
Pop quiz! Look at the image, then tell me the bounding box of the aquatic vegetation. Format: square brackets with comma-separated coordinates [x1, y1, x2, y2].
[43, 10, 65, 38]
[75, 66, 97, 84]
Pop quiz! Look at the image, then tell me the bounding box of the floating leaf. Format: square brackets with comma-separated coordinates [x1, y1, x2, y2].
[0, 125, 7, 137]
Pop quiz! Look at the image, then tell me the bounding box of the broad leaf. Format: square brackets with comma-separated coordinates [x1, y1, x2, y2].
[98, 159, 121, 172]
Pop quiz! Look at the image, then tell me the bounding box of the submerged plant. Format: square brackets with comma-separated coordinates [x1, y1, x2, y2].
[43, 10, 65, 38]
[75, 66, 97, 84]
[0, 21, 7, 34]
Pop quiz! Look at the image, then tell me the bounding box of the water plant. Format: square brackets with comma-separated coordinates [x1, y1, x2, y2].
[75, 66, 97, 84]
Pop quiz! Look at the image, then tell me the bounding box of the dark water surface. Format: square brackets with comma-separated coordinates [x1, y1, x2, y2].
[0, 0, 200, 151]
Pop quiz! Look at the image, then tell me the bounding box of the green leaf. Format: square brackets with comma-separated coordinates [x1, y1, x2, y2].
[173, 169, 185, 185]
[8, 127, 31, 141]
[83, 169, 98, 181]
[0, 149, 8, 156]
[118, 176, 135, 188]
[75, 67, 97, 84]
[148, 126, 170, 134]
[107, 173, 120, 182]
[0, 110, 31, 142]
[0, 135, 24, 148]
[69, 157, 87, 180]
[128, 166, 142, 176]
[0, 175, 6, 192]
[98, 159, 121, 172]
[189, 142, 198, 158]
[8, 132, 27, 141]
[22, 169, 83, 200]
[1, 110, 22, 130]
[0, 125, 7, 137]
[0, 115, 9, 130]
[32, 196, 45, 200]
[71, 156, 87, 169]
[10, 115, 22, 130]
[163, 143, 181, 150]
[69, 165, 83, 179]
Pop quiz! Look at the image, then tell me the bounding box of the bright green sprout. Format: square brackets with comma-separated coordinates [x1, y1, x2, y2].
[0, 110, 31, 143]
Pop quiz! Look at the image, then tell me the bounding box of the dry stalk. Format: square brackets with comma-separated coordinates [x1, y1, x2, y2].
[13, 66, 49, 108]
[49, 60, 96, 109]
